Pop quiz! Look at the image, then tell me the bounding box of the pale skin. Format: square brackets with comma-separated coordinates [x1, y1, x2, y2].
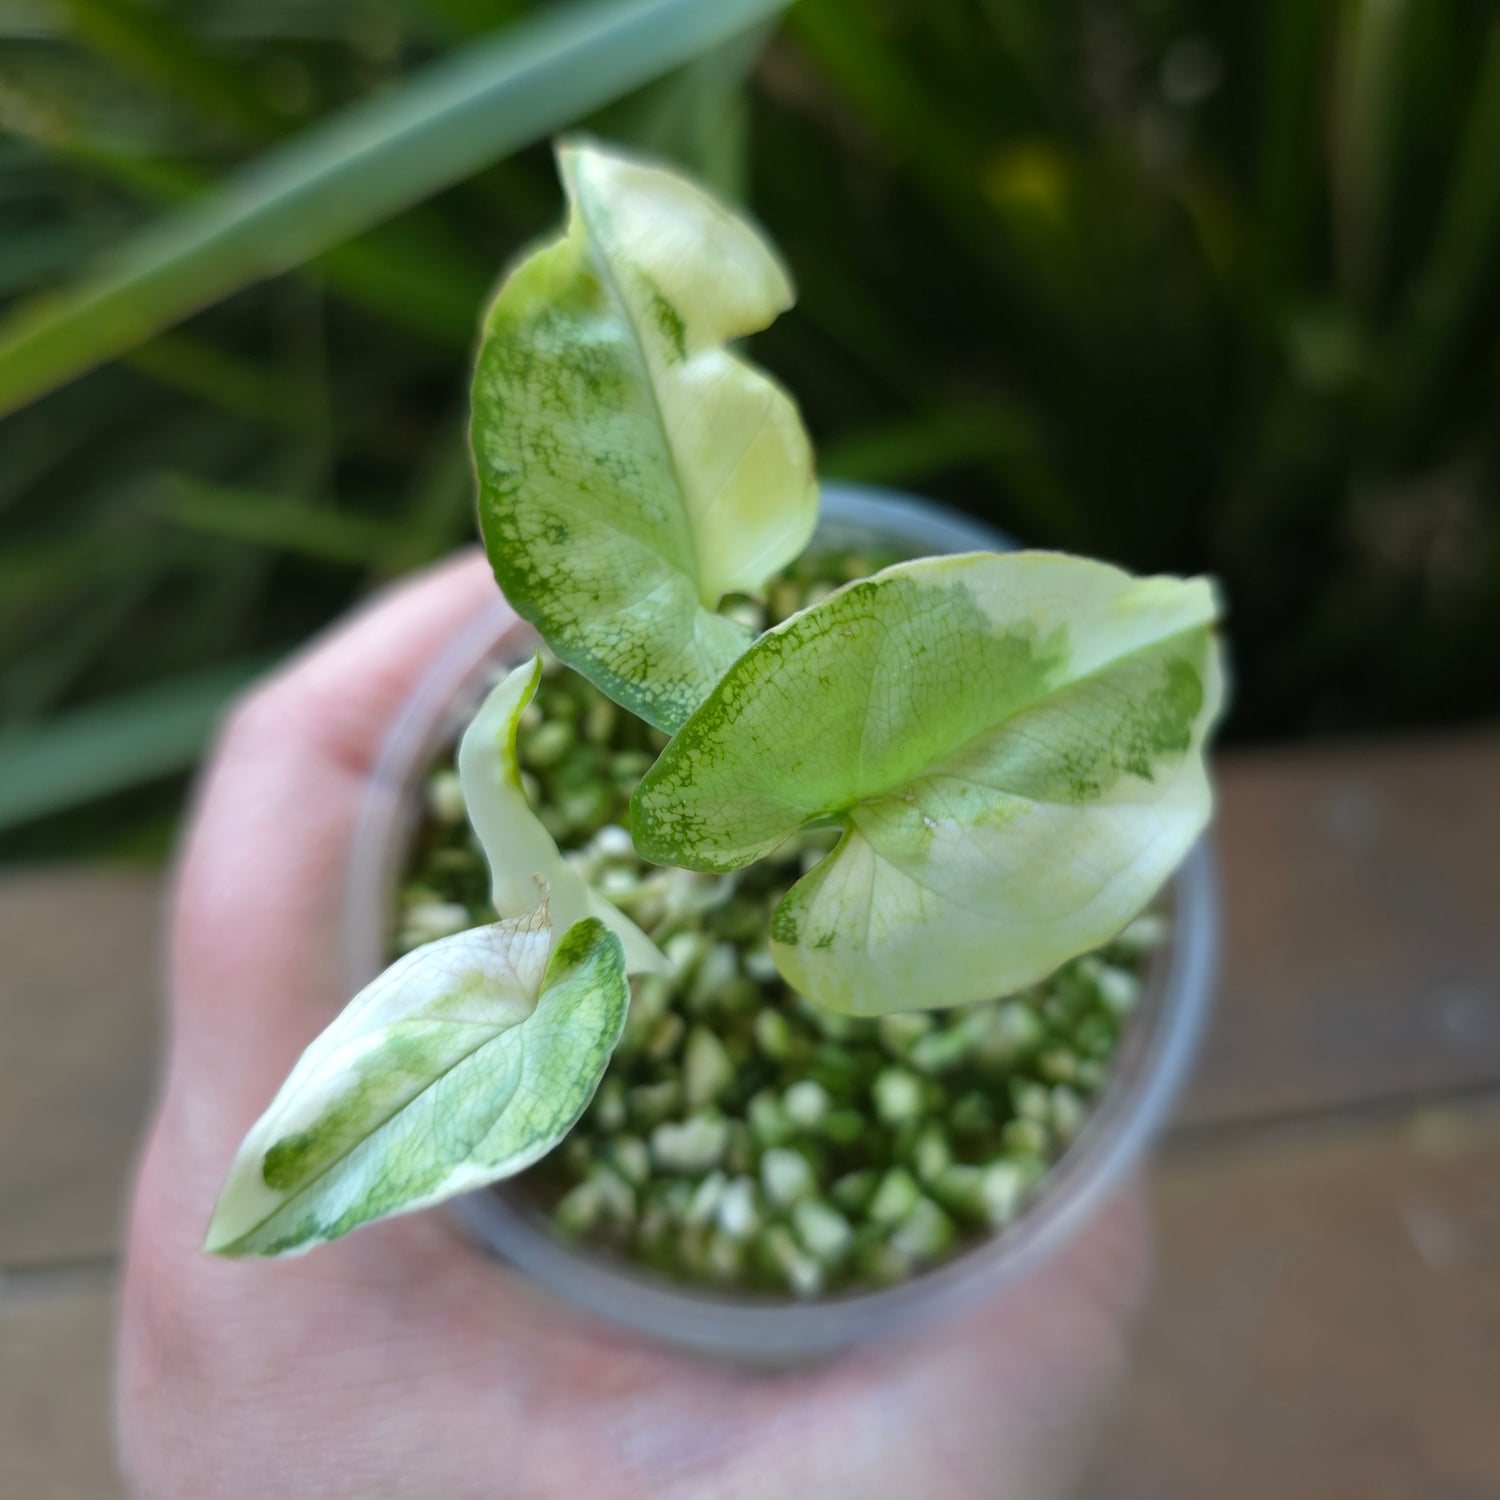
[119, 551, 1148, 1499]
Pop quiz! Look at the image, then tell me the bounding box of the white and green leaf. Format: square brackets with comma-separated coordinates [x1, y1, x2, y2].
[632, 552, 1225, 1015]
[471, 138, 819, 732]
[205, 908, 627, 1257]
[458, 654, 665, 974]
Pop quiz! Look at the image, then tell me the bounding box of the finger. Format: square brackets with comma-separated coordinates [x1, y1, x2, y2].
[216, 547, 503, 782]
[685, 1188, 1150, 1500]
[852, 1186, 1149, 1497]
[167, 549, 513, 1133]
[443, 1188, 1150, 1500]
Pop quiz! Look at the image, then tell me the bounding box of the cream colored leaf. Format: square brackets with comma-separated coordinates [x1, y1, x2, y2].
[458, 654, 664, 974]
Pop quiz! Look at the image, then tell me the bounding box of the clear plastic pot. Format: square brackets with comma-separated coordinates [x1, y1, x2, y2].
[345, 482, 1219, 1363]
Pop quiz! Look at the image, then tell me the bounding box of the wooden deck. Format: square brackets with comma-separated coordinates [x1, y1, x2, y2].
[3, 734, 1498, 1498]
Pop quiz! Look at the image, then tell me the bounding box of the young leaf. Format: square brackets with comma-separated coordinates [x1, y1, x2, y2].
[205, 909, 628, 1257]
[632, 553, 1225, 1015]
[472, 139, 819, 732]
[459, 654, 665, 973]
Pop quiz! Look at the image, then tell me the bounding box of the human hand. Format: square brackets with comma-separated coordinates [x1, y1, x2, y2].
[119, 551, 1147, 1499]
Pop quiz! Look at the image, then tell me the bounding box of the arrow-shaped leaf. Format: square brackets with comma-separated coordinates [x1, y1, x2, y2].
[472, 140, 818, 732]
[206, 907, 627, 1256]
[632, 552, 1225, 1015]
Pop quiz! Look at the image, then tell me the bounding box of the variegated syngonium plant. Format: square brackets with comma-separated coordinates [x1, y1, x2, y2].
[207, 139, 1225, 1257]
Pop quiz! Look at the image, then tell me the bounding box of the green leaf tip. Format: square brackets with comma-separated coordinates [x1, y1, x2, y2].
[632, 551, 1226, 1015]
[471, 137, 819, 732]
[205, 907, 628, 1258]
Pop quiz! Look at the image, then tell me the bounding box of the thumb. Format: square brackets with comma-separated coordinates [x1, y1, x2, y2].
[167, 549, 514, 1145]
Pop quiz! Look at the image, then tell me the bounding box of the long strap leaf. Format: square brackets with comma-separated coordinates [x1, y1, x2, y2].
[0, 0, 791, 417]
[0, 660, 268, 832]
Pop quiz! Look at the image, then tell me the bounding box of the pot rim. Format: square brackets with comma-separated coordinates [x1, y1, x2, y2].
[345, 483, 1219, 1362]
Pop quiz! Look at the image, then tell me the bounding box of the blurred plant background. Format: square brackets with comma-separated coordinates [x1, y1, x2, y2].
[1, 0, 1497, 857]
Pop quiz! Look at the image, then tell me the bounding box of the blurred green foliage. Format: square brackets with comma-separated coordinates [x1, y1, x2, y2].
[1, 0, 1498, 855]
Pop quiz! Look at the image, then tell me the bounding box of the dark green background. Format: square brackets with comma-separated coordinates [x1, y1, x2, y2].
[2, 0, 1497, 857]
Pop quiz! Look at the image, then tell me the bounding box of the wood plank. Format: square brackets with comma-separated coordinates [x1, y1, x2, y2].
[0, 868, 161, 1268]
[1183, 732, 1500, 1126]
[1086, 1097, 1500, 1500]
[0, 1267, 124, 1500]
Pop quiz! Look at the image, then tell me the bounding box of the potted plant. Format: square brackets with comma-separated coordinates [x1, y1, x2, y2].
[206, 140, 1225, 1360]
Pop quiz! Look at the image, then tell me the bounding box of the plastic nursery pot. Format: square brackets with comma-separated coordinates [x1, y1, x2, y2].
[345, 482, 1220, 1364]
